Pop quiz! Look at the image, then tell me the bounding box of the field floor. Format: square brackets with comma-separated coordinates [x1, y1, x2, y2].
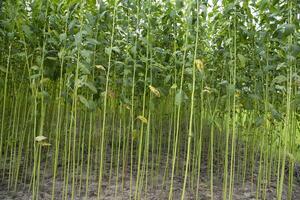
[0, 155, 300, 200]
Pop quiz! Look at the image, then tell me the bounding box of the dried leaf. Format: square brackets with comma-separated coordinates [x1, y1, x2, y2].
[149, 85, 160, 97]
[203, 86, 212, 94]
[195, 59, 204, 71]
[124, 104, 131, 110]
[235, 90, 241, 97]
[108, 89, 116, 98]
[137, 115, 148, 124]
[95, 64, 106, 71]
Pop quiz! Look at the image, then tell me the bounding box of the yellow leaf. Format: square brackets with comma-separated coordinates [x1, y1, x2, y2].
[40, 78, 50, 84]
[137, 115, 148, 124]
[35, 135, 47, 142]
[171, 84, 177, 89]
[132, 129, 138, 141]
[286, 152, 295, 161]
[235, 90, 241, 98]
[95, 64, 106, 71]
[124, 104, 131, 110]
[40, 142, 51, 147]
[296, 136, 300, 145]
[203, 86, 211, 94]
[149, 85, 160, 97]
[195, 59, 204, 71]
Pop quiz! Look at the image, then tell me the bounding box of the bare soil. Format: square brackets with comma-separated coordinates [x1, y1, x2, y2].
[0, 160, 300, 200]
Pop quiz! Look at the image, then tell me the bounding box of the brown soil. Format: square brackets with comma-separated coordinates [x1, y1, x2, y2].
[0, 161, 300, 200]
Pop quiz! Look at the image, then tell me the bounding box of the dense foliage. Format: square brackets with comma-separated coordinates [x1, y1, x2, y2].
[0, 0, 299, 199]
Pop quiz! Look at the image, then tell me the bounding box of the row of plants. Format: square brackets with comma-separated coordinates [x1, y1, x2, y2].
[0, 0, 299, 199]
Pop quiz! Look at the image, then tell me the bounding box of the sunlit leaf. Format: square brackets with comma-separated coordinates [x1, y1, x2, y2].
[149, 85, 160, 97]
[137, 115, 148, 124]
[194, 59, 204, 71]
[171, 83, 177, 89]
[35, 136, 47, 142]
[95, 64, 106, 71]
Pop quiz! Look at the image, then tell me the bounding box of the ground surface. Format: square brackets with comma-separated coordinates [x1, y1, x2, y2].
[0, 162, 300, 200]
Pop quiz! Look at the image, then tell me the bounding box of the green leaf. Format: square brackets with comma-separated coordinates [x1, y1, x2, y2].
[112, 46, 120, 53]
[254, 116, 264, 127]
[78, 95, 90, 108]
[81, 49, 93, 58]
[237, 54, 246, 68]
[275, 85, 285, 92]
[219, 80, 228, 85]
[290, 44, 300, 57]
[75, 79, 83, 88]
[46, 56, 58, 61]
[59, 33, 67, 42]
[283, 24, 295, 36]
[132, 129, 139, 141]
[271, 108, 282, 121]
[78, 95, 96, 110]
[184, 68, 193, 75]
[164, 75, 171, 84]
[37, 91, 50, 99]
[88, 100, 96, 110]
[175, 90, 187, 106]
[226, 84, 235, 96]
[175, 90, 182, 106]
[105, 46, 120, 55]
[83, 81, 97, 93]
[30, 74, 41, 79]
[105, 47, 111, 55]
[86, 38, 100, 45]
[22, 25, 33, 37]
[74, 32, 82, 45]
[272, 75, 286, 84]
[291, 94, 300, 109]
[79, 63, 90, 75]
[0, 66, 7, 73]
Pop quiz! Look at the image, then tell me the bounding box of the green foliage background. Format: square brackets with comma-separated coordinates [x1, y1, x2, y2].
[0, 0, 299, 199]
